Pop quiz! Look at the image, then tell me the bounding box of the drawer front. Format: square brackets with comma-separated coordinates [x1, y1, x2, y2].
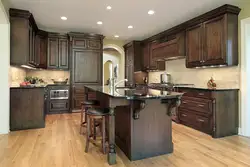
[49, 100, 69, 111]
[178, 88, 212, 99]
[179, 110, 194, 123]
[180, 97, 212, 115]
[179, 110, 211, 134]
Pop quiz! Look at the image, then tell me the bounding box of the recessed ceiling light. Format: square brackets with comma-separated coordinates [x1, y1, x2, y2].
[148, 10, 155, 15]
[61, 16, 67, 20]
[114, 35, 119, 38]
[97, 21, 103, 25]
[128, 25, 133, 29]
[107, 6, 112, 10]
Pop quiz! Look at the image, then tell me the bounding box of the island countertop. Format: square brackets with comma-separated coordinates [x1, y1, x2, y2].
[85, 85, 183, 100]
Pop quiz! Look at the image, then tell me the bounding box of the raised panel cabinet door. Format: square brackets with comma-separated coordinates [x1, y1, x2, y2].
[35, 35, 47, 68]
[72, 49, 102, 84]
[149, 42, 157, 68]
[125, 46, 134, 66]
[10, 17, 30, 66]
[143, 44, 150, 69]
[39, 36, 48, 68]
[58, 38, 69, 69]
[125, 65, 134, 86]
[203, 15, 226, 65]
[87, 39, 101, 49]
[186, 24, 203, 68]
[47, 38, 59, 68]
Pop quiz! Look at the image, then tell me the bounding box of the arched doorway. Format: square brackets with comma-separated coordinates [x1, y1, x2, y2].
[103, 44, 125, 86]
[103, 60, 113, 85]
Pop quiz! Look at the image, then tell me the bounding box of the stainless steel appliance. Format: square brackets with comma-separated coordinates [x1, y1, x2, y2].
[160, 73, 172, 84]
[50, 90, 69, 99]
[47, 85, 70, 114]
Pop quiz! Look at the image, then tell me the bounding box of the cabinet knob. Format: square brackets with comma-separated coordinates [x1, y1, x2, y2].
[197, 118, 205, 122]
[181, 114, 187, 117]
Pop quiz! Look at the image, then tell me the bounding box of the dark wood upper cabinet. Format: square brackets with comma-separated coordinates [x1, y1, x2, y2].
[47, 37, 59, 68]
[59, 39, 69, 69]
[10, 8, 38, 67]
[203, 16, 225, 66]
[35, 30, 48, 68]
[141, 42, 165, 71]
[186, 24, 203, 67]
[186, 6, 240, 68]
[47, 33, 69, 70]
[151, 32, 185, 61]
[124, 41, 142, 85]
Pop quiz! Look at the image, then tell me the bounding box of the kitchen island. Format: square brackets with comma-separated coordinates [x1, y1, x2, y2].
[84, 86, 183, 165]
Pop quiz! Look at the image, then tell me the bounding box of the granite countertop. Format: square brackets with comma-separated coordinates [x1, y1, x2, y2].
[10, 84, 70, 89]
[10, 86, 47, 89]
[85, 85, 183, 100]
[174, 86, 239, 91]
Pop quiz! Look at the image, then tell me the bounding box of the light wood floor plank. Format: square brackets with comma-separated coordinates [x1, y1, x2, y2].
[0, 113, 250, 167]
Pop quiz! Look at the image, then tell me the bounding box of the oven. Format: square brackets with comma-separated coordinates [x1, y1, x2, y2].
[50, 90, 69, 100]
[46, 85, 70, 114]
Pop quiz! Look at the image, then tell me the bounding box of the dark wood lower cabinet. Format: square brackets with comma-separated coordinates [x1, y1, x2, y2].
[176, 88, 239, 138]
[10, 88, 46, 131]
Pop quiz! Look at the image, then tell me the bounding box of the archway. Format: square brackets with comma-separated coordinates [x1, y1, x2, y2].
[103, 44, 125, 86]
[103, 60, 113, 85]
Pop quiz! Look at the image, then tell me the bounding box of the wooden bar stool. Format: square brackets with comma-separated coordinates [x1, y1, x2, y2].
[85, 108, 109, 154]
[80, 100, 99, 134]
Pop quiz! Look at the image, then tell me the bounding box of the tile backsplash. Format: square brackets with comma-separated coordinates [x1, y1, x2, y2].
[9, 66, 70, 86]
[26, 70, 70, 84]
[9, 66, 27, 87]
[148, 59, 240, 89]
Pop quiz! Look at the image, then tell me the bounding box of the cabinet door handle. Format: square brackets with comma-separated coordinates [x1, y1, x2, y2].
[198, 93, 205, 96]
[198, 104, 204, 107]
[182, 101, 187, 104]
[197, 118, 205, 122]
[181, 114, 187, 117]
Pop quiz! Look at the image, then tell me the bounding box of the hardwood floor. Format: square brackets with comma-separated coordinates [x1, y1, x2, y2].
[0, 113, 250, 167]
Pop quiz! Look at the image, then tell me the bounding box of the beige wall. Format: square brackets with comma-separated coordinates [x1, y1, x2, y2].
[149, 1, 250, 89]
[0, 0, 9, 134]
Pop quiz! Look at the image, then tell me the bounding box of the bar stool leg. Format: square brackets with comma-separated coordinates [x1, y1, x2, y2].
[102, 116, 106, 154]
[93, 119, 97, 140]
[80, 105, 84, 134]
[85, 115, 90, 153]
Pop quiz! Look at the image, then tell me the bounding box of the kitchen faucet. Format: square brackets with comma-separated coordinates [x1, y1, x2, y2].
[114, 79, 128, 88]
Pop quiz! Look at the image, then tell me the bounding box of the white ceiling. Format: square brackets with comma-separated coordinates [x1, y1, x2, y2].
[9, 0, 239, 40]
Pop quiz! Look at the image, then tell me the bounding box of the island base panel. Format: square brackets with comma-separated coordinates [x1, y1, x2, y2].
[115, 99, 174, 161]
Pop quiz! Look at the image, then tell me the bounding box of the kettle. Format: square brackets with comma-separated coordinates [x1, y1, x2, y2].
[160, 73, 172, 84]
